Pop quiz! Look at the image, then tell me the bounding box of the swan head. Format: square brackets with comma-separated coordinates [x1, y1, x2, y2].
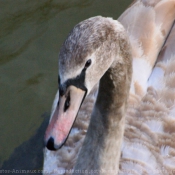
[45, 16, 126, 150]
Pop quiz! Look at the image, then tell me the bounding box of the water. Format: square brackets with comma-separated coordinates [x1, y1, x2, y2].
[0, 0, 132, 173]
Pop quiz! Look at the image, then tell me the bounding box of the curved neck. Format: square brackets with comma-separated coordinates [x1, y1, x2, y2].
[73, 29, 132, 175]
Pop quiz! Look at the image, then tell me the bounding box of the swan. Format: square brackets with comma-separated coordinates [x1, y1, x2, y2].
[43, 0, 175, 174]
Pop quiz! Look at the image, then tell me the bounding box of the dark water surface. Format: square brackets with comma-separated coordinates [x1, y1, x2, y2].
[0, 0, 132, 173]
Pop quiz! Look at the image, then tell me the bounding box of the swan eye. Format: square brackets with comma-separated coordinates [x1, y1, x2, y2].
[64, 93, 70, 112]
[84, 59, 91, 69]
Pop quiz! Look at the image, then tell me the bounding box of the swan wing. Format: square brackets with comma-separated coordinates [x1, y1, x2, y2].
[118, 0, 175, 96]
[121, 22, 175, 175]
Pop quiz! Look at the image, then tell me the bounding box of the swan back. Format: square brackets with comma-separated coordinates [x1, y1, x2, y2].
[119, 1, 175, 173]
[121, 23, 175, 174]
[118, 0, 175, 96]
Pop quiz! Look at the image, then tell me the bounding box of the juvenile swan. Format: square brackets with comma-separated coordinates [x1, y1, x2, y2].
[44, 0, 175, 174]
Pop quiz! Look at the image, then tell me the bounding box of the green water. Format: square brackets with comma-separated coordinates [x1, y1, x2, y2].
[0, 0, 132, 170]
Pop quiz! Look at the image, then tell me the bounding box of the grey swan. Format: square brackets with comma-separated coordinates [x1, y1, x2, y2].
[43, 0, 175, 174]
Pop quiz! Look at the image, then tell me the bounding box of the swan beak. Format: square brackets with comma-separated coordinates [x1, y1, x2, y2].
[45, 85, 86, 150]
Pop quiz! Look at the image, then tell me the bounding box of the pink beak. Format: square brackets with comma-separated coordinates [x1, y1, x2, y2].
[44, 85, 86, 150]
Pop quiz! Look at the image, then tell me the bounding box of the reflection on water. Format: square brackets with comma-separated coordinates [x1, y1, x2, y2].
[0, 0, 132, 172]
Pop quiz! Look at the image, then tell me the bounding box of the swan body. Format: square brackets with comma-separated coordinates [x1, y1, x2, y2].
[43, 0, 175, 174]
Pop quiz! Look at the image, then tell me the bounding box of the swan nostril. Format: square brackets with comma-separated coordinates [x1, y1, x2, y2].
[46, 137, 57, 151]
[64, 93, 70, 112]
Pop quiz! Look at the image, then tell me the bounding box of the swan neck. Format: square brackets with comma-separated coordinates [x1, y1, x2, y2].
[74, 63, 132, 174]
[94, 62, 130, 174]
